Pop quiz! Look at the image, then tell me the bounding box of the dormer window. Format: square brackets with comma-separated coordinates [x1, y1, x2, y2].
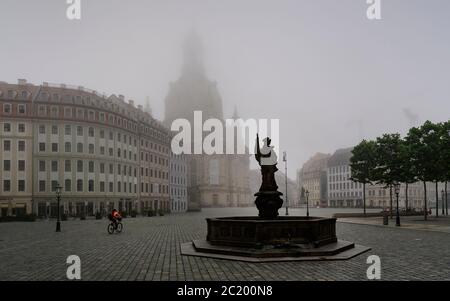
[21, 91, 28, 99]
[7, 90, 15, 98]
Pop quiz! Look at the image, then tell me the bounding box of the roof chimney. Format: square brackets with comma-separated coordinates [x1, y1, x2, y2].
[18, 79, 27, 85]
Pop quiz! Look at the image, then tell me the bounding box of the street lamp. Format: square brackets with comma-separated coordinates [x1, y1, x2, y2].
[283, 151, 289, 216]
[394, 183, 400, 227]
[305, 188, 310, 218]
[442, 190, 445, 215]
[55, 183, 63, 232]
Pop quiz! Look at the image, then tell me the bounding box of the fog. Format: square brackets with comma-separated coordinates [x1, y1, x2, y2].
[1, 0, 450, 178]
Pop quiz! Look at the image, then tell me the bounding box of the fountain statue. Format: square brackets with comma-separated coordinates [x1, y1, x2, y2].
[181, 135, 370, 261]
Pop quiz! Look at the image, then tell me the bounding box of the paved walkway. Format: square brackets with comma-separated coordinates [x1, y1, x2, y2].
[0, 208, 449, 281]
[339, 215, 450, 234]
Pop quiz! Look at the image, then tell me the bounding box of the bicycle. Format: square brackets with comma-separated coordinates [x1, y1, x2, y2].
[107, 214, 123, 234]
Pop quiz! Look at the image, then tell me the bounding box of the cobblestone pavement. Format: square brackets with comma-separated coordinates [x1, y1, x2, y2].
[0, 208, 449, 281]
[339, 215, 450, 234]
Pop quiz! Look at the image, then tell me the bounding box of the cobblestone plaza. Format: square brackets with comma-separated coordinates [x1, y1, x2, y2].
[1, 208, 449, 281]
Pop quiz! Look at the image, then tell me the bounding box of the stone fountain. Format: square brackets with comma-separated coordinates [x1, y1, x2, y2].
[181, 135, 370, 262]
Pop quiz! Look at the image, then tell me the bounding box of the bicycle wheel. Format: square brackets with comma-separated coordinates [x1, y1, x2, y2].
[107, 223, 115, 234]
[116, 222, 123, 233]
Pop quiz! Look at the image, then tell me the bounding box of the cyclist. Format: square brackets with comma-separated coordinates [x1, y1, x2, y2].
[109, 209, 122, 229]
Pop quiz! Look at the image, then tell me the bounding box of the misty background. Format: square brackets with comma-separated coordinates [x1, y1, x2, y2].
[1, 0, 449, 178]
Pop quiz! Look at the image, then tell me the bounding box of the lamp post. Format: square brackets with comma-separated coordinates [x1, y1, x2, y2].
[283, 151, 289, 216]
[394, 183, 400, 227]
[305, 189, 310, 218]
[55, 183, 63, 232]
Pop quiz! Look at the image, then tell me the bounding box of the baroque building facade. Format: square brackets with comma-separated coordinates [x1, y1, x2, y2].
[0, 79, 171, 217]
[164, 32, 252, 209]
[170, 151, 188, 212]
[297, 152, 331, 207]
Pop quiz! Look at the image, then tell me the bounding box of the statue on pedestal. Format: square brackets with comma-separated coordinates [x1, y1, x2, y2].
[254, 134, 283, 219]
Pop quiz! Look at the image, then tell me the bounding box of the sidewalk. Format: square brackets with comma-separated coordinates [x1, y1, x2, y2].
[338, 215, 450, 234]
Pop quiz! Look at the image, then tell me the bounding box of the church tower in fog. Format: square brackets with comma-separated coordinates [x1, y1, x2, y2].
[164, 32, 251, 209]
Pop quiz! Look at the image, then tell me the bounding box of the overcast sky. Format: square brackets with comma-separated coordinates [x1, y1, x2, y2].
[1, 0, 449, 178]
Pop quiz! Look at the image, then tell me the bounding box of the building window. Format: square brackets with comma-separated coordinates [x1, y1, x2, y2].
[88, 180, 94, 192]
[3, 104, 11, 114]
[65, 179, 71, 192]
[109, 182, 113, 192]
[18, 160, 25, 171]
[88, 111, 95, 120]
[18, 104, 26, 114]
[88, 161, 94, 173]
[39, 180, 46, 192]
[89, 144, 94, 154]
[100, 146, 105, 155]
[51, 181, 58, 192]
[99, 113, 105, 122]
[65, 160, 71, 172]
[4, 140, 10, 151]
[100, 130, 105, 139]
[18, 180, 25, 192]
[3, 180, 11, 192]
[39, 143, 45, 152]
[18, 123, 25, 133]
[77, 126, 83, 136]
[52, 143, 58, 152]
[38, 105, 46, 116]
[117, 182, 121, 193]
[109, 148, 113, 156]
[77, 109, 84, 119]
[77, 160, 83, 172]
[65, 142, 71, 153]
[51, 161, 58, 172]
[51, 107, 58, 117]
[3, 160, 10, 171]
[109, 164, 113, 174]
[88, 127, 94, 137]
[52, 125, 58, 135]
[77, 180, 83, 192]
[65, 125, 71, 135]
[39, 125, 46, 134]
[64, 107, 72, 118]
[39, 160, 46, 172]
[77, 143, 83, 153]
[100, 163, 105, 174]
[100, 181, 105, 192]
[3, 123, 11, 132]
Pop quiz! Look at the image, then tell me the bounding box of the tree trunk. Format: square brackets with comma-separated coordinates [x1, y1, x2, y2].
[363, 182, 366, 216]
[405, 183, 409, 211]
[423, 181, 428, 221]
[389, 186, 393, 219]
[446, 182, 448, 216]
[435, 181, 439, 217]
